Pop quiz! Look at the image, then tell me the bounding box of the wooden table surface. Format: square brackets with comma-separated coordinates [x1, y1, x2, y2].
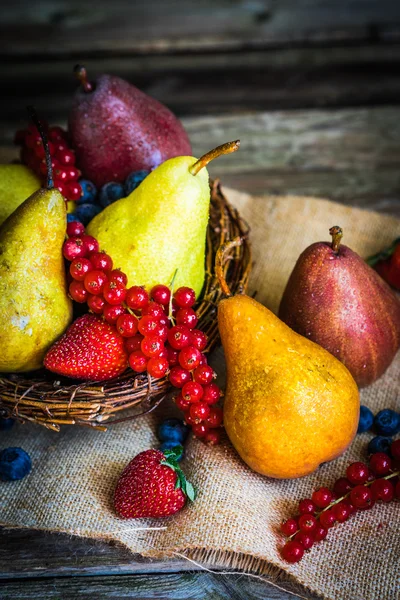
[1, 2, 400, 598]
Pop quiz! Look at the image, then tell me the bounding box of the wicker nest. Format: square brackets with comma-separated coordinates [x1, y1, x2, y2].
[0, 182, 251, 431]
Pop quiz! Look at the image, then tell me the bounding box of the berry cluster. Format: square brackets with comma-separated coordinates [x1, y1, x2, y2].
[280, 439, 400, 563]
[15, 123, 82, 202]
[63, 221, 224, 444]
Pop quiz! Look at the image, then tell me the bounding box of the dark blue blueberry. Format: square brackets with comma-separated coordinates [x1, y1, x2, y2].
[368, 436, 393, 455]
[157, 418, 190, 444]
[78, 179, 98, 204]
[160, 441, 184, 462]
[124, 170, 149, 196]
[357, 405, 374, 434]
[74, 203, 102, 226]
[99, 182, 125, 208]
[0, 418, 15, 431]
[0, 447, 31, 481]
[374, 409, 400, 436]
[67, 212, 82, 224]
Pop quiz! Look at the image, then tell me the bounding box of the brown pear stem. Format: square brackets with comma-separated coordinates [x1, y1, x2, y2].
[27, 106, 53, 189]
[74, 64, 94, 93]
[329, 226, 343, 253]
[215, 237, 243, 297]
[189, 140, 240, 176]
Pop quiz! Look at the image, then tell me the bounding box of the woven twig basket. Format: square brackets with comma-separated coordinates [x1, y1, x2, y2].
[0, 183, 251, 431]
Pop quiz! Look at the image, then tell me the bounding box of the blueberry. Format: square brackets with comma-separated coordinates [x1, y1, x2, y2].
[368, 436, 393, 455]
[74, 203, 102, 226]
[0, 447, 31, 481]
[78, 179, 98, 204]
[357, 405, 374, 433]
[67, 213, 82, 224]
[160, 441, 184, 462]
[374, 409, 400, 436]
[124, 170, 149, 196]
[157, 418, 190, 444]
[0, 418, 15, 431]
[99, 182, 125, 208]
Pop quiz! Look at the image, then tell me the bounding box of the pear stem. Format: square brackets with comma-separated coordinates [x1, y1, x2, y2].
[215, 237, 243, 297]
[329, 226, 343, 253]
[27, 106, 53, 189]
[189, 140, 240, 176]
[74, 64, 94, 93]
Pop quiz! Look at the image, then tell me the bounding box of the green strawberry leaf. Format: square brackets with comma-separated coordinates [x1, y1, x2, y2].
[366, 237, 400, 266]
[162, 446, 183, 462]
[185, 481, 196, 502]
[159, 448, 196, 502]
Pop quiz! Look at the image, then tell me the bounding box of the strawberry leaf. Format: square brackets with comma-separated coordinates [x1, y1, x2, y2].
[185, 481, 196, 502]
[367, 237, 400, 266]
[159, 449, 196, 502]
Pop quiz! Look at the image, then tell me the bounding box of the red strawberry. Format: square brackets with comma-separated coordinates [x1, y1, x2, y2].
[114, 447, 196, 519]
[44, 314, 128, 381]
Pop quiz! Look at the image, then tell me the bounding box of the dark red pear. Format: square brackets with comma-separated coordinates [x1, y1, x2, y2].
[68, 66, 192, 187]
[279, 226, 400, 387]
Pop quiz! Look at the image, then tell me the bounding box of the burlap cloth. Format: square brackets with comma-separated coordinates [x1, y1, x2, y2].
[1, 189, 399, 600]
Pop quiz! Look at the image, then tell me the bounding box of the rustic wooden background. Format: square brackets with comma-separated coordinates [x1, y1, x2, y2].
[1, 1, 400, 598]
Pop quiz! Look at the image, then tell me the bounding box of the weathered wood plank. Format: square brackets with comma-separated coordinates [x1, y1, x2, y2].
[1, 0, 400, 56]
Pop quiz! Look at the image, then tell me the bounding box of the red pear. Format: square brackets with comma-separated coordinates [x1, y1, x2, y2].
[68, 66, 192, 187]
[279, 226, 400, 387]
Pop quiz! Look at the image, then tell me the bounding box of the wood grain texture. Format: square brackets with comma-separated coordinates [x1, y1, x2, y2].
[1, 0, 400, 56]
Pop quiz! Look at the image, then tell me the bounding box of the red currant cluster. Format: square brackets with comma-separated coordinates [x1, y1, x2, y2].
[280, 439, 400, 563]
[63, 221, 223, 445]
[15, 123, 82, 202]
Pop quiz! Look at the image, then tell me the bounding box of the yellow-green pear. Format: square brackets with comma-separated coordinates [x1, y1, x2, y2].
[0, 117, 72, 372]
[0, 164, 40, 225]
[87, 141, 240, 297]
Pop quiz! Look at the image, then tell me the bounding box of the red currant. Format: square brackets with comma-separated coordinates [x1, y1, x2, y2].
[69, 280, 88, 303]
[81, 235, 99, 254]
[332, 501, 351, 523]
[176, 308, 198, 329]
[66, 166, 80, 181]
[174, 287, 196, 308]
[350, 485, 373, 509]
[202, 383, 221, 405]
[167, 325, 191, 350]
[67, 221, 85, 237]
[312, 487, 333, 509]
[190, 329, 208, 351]
[117, 314, 138, 337]
[151, 284, 171, 306]
[281, 518, 298, 537]
[194, 365, 215, 385]
[166, 345, 179, 366]
[298, 499, 316, 515]
[346, 462, 369, 485]
[147, 356, 169, 378]
[175, 393, 191, 412]
[90, 252, 113, 271]
[103, 304, 126, 324]
[369, 452, 392, 476]
[178, 345, 202, 370]
[281, 540, 304, 563]
[342, 499, 357, 515]
[67, 182, 82, 202]
[154, 322, 168, 342]
[182, 381, 204, 403]
[298, 514, 317, 533]
[189, 402, 210, 422]
[55, 181, 68, 197]
[142, 301, 165, 319]
[205, 406, 223, 428]
[87, 294, 106, 314]
[125, 334, 143, 354]
[169, 367, 191, 388]
[48, 126, 66, 142]
[191, 422, 209, 438]
[138, 315, 159, 336]
[314, 525, 328, 542]
[141, 335, 164, 358]
[198, 353, 208, 366]
[204, 429, 221, 445]
[54, 167, 68, 182]
[370, 478, 394, 502]
[125, 286, 149, 310]
[103, 281, 127, 305]
[391, 439, 400, 460]
[63, 237, 87, 261]
[333, 477, 353, 497]
[57, 148, 76, 166]
[129, 351, 148, 373]
[294, 531, 314, 550]
[319, 509, 336, 529]
[84, 270, 108, 295]
[109, 269, 128, 287]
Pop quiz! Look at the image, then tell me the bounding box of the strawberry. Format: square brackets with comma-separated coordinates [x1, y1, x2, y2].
[114, 447, 196, 519]
[44, 314, 128, 381]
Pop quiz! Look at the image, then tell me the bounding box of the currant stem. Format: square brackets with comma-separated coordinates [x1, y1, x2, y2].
[215, 237, 243, 297]
[189, 140, 240, 176]
[329, 226, 343, 253]
[27, 106, 53, 189]
[74, 64, 94, 93]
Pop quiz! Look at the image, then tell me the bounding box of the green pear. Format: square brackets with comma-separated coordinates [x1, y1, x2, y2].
[0, 164, 41, 225]
[87, 141, 240, 297]
[0, 115, 72, 373]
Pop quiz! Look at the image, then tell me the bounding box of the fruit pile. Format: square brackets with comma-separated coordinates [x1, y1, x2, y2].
[48, 220, 224, 444]
[280, 439, 400, 563]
